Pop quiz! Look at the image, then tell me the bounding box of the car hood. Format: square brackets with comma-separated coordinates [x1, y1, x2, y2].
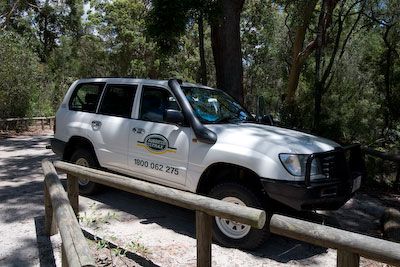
[206, 123, 340, 155]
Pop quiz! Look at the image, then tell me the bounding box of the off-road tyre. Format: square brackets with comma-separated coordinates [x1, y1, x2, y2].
[70, 149, 101, 195]
[208, 182, 270, 250]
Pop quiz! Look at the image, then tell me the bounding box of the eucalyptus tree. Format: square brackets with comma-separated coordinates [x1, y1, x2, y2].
[147, 0, 246, 103]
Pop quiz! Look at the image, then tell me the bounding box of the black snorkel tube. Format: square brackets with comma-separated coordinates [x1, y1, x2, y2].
[168, 79, 217, 145]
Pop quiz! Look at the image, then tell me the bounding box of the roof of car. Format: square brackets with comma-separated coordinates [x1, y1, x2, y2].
[76, 77, 214, 90]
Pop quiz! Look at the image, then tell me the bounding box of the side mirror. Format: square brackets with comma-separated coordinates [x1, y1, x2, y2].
[258, 114, 274, 126]
[164, 109, 185, 125]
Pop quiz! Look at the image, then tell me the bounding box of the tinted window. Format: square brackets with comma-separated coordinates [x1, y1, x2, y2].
[139, 86, 180, 123]
[69, 83, 104, 112]
[98, 84, 137, 118]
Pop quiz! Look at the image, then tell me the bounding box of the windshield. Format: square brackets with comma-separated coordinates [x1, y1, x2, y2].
[182, 86, 255, 124]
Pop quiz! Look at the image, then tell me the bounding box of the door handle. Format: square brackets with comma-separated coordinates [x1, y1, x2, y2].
[91, 120, 102, 128]
[132, 128, 145, 134]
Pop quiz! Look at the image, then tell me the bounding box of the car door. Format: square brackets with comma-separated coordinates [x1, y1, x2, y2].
[128, 84, 191, 186]
[87, 83, 138, 171]
[66, 82, 105, 146]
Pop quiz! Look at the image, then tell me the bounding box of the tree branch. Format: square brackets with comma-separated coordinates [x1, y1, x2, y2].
[1, 0, 20, 29]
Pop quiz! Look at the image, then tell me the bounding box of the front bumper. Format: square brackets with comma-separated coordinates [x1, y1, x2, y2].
[261, 177, 358, 210]
[262, 144, 365, 211]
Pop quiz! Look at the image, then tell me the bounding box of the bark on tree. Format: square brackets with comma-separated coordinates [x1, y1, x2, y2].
[210, 0, 245, 103]
[198, 12, 208, 86]
[285, 0, 318, 105]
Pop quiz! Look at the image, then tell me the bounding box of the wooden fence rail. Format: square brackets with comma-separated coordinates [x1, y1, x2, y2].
[52, 160, 400, 267]
[0, 116, 54, 130]
[45, 159, 266, 267]
[42, 160, 95, 267]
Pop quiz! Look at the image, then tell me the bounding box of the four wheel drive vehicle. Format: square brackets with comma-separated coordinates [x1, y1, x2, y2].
[51, 78, 365, 249]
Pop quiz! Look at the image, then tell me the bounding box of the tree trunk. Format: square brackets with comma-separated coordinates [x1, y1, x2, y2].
[383, 36, 393, 135]
[198, 12, 208, 86]
[285, 0, 318, 105]
[313, 0, 326, 132]
[210, 0, 244, 103]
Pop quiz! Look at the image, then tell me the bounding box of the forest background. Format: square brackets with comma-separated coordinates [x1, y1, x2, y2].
[1, 0, 399, 178]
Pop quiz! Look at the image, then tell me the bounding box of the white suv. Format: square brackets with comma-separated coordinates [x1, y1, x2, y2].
[51, 78, 364, 249]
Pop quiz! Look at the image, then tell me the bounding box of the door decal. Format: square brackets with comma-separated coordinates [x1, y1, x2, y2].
[137, 134, 177, 154]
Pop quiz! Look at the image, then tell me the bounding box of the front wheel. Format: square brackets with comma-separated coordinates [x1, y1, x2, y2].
[70, 149, 101, 195]
[209, 182, 269, 250]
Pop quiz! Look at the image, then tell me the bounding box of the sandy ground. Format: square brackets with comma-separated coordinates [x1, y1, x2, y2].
[0, 133, 397, 266]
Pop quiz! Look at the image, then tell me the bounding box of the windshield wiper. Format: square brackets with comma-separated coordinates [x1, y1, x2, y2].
[215, 117, 242, 124]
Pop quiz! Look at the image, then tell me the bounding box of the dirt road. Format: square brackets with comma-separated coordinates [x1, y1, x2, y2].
[0, 134, 391, 266]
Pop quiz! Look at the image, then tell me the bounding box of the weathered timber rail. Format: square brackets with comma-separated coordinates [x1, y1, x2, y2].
[42, 160, 95, 267]
[52, 160, 400, 267]
[47, 159, 266, 267]
[0, 116, 54, 131]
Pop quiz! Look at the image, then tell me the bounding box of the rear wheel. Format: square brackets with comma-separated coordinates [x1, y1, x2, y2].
[209, 182, 269, 250]
[70, 149, 101, 195]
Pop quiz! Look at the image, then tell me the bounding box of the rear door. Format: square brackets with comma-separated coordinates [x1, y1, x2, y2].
[128, 84, 191, 187]
[87, 83, 138, 171]
[65, 82, 105, 144]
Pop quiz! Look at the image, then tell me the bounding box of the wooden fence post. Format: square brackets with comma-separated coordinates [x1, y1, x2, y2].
[196, 211, 212, 267]
[44, 184, 58, 236]
[337, 249, 360, 267]
[41, 119, 45, 130]
[67, 174, 79, 218]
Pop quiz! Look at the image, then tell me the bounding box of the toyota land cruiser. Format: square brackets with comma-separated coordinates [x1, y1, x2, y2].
[51, 78, 364, 249]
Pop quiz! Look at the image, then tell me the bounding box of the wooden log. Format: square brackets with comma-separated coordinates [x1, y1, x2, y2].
[44, 184, 58, 236]
[337, 249, 359, 267]
[42, 160, 95, 267]
[196, 211, 212, 267]
[363, 147, 400, 162]
[53, 160, 266, 229]
[67, 174, 79, 218]
[382, 208, 400, 242]
[270, 214, 400, 266]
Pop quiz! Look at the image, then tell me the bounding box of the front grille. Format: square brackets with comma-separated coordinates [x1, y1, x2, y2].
[305, 144, 365, 185]
[320, 155, 336, 179]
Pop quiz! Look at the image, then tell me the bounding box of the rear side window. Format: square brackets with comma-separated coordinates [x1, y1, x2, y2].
[69, 83, 105, 112]
[98, 84, 137, 118]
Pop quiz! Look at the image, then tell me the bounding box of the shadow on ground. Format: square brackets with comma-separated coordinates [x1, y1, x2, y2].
[34, 216, 57, 266]
[86, 187, 328, 264]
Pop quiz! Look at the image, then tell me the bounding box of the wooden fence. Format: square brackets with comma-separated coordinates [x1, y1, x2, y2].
[44, 159, 400, 267]
[0, 116, 54, 131]
[42, 160, 95, 267]
[43, 159, 265, 267]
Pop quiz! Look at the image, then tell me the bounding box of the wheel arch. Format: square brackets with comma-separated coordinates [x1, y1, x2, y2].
[196, 162, 267, 199]
[63, 135, 98, 164]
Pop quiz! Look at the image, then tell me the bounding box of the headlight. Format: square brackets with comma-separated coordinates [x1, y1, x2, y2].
[279, 154, 325, 180]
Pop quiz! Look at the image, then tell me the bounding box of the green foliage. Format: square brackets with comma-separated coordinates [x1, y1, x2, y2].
[0, 31, 51, 117]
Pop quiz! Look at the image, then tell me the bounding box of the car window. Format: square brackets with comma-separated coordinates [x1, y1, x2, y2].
[139, 86, 180, 123]
[69, 83, 105, 112]
[98, 84, 137, 118]
[182, 86, 255, 124]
